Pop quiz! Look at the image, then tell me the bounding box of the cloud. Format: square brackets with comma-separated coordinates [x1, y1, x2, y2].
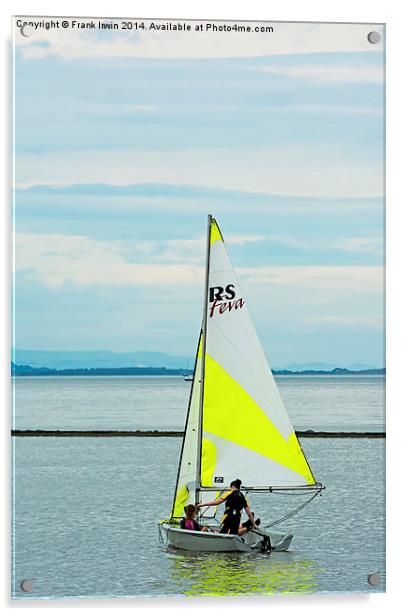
[15, 146, 384, 198]
[334, 237, 383, 255]
[251, 64, 383, 83]
[15, 232, 268, 286]
[136, 235, 267, 262]
[266, 104, 382, 117]
[14, 232, 384, 360]
[228, 235, 267, 245]
[15, 233, 204, 287]
[15, 232, 383, 296]
[307, 314, 382, 326]
[259, 234, 383, 257]
[14, 19, 384, 60]
[14, 182, 382, 212]
[240, 264, 383, 292]
[240, 265, 384, 337]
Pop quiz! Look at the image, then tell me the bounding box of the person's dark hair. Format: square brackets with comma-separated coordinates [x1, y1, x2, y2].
[184, 504, 196, 513]
[230, 479, 242, 489]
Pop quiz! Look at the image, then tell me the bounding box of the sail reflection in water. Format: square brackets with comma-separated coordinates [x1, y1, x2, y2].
[168, 551, 323, 596]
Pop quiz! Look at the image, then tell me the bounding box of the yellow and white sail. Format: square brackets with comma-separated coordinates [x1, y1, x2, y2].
[201, 217, 316, 490]
[171, 333, 221, 518]
[170, 216, 317, 520]
[170, 334, 202, 519]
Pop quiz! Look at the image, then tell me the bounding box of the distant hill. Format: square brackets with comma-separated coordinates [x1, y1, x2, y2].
[273, 367, 385, 376]
[13, 349, 383, 373]
[11, 362, 190, 377]
[11, 362, 385, 377]
[282, 362, 377, 372]
[12, 349, 192, 370]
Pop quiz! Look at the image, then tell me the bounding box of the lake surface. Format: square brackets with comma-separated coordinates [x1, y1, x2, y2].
[12, 375, 385, 432]
[11, 375, 386, 598]
[12, 436, 385, 598]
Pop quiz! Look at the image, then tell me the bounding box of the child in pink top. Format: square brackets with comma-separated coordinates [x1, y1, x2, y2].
[179, 504, 207, 531]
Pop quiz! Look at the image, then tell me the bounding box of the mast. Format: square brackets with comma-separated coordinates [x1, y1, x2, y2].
[195, 214, 212, 507]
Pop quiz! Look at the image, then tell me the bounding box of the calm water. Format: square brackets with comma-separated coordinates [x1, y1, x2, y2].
[12, 375, 385, 432]
[12, 376, 386, 598]
[12, 437, 385, 598]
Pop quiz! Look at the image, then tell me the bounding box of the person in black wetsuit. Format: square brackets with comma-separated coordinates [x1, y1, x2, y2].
[197, 479, 258, 535]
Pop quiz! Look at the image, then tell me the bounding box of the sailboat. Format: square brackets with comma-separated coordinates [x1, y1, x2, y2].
[159, 216, 323, 553]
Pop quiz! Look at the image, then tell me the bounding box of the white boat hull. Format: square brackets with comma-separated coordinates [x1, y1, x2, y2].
[159, 523, 293, 553]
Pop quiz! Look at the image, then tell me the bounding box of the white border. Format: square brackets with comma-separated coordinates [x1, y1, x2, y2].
[2, 0, 400, 613]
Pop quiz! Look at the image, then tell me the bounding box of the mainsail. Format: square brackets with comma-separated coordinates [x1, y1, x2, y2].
[201, 218, 315, 490]
[170, 216, 317, 520]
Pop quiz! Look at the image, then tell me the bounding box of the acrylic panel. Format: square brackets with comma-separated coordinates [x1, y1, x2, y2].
[12, 16, 385, 598]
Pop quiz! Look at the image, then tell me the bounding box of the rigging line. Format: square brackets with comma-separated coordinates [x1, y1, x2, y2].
[264, 487, 323, 528]
[199, 490, 225, 519]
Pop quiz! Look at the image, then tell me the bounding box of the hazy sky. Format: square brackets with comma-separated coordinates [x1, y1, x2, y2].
[13, 19, 385, 367]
